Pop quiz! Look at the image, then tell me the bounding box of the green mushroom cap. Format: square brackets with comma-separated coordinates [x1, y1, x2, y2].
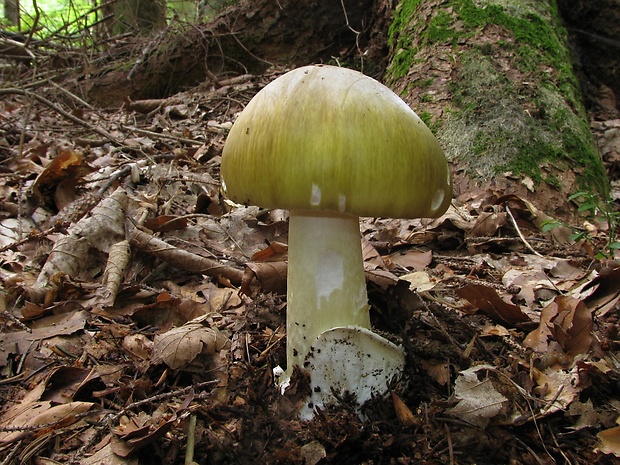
[221, 64, 452, 219]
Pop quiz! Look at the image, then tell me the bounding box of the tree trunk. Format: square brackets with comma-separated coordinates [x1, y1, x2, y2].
[102, 0, 167, 36]
[4, 0, 19, 27]
[386, 0, 608, 216]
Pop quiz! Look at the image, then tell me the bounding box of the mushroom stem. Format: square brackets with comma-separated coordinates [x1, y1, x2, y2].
[284, 210, 371, 376]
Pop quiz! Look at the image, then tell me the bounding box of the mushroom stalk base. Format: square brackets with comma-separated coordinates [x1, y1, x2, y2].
[275, 210, 405, 419]
[284, 210, 371, 377]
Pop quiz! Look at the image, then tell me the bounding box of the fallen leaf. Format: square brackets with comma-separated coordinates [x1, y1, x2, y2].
[448, 365, 509, 428]
[596, 426, 620, 457]
[69, 187, 128, 252]
[144, 215, 188, 232]
[400, 271, 436, 293]
[0, 401, 95, 444]
[531, 365, 582, 416]
[250, 241, 288, 262]
[469, 211, 507, 237]
[0, 311, 88, 367]
[387, 249, 433, 271]
[523, 295, 593, 363]
[420, 360, 450, 386]
[153, 323, 230, 370]
[34, 235, 91, 288]
[456, 283, 532, 326]
[83, 443, 139, 465]
[391, 392, 417, 427]
[502, 268, 556, 307]
[242, 261, 287, 295]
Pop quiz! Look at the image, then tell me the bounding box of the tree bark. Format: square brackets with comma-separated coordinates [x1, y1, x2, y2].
[4, 0, 19, 27]
[101, 0, 166, 36]
[386, 0, 608, 216]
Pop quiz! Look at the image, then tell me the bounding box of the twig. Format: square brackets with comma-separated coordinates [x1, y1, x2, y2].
[0, 410, 95, 433]
[49, 80, 95, 109]
[340, 0, 363, 71]
[0, 88, 123, 145]
[505, 205, 544, 257]
[129, 228, 244, 284]
[120, 124, 204, 146]
[108, 380, 218, 423]
[444, 424, 454, 465]
[0, 439, 24, 465]
[128, 17, 176, 81]
[185, 414, 197, 465]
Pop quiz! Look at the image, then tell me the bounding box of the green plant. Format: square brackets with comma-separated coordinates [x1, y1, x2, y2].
[542, 191, 620, 259]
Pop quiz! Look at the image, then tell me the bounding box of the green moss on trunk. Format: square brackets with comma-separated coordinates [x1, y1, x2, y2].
[386, 0, 608, 196]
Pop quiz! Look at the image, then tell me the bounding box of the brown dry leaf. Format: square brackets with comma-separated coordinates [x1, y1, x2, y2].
[391, 392, 417, 427]
[420, 360, 450, 385]
[596, 426, 620, 457]
[362, 237, 385, 269]
[502, 269, 557, 307]
[401, 271, 436, 293]
[199, 283, 244, 312]
[40, 366, 104, 404]
[552, 297, 593, 359]
[495, 194, 574, 244]
[31, 150, 91, 200]
[387, 249, 433, 271]
[532, 365, 583, 416]
[583, 261, 620, 317]
[479, 323, 511, 337]
[0, 401, 95, 444]
[456, 283, 532, 326]
[83, 443, 139, 465]
[300, 441, 327, 465]
[363, 238, 399, 289]
[129, 228, 243, 284]
[123, 334, 154, 360]
[0, 216, 37, 248]
[144, 215, 188, 232]
[250, 241, 288, 262]
[111, 418, 175, 457]
[153, 323, 230, 370]
[128, 294, 214, 331]
[94, 240, 132, 307]
[239, 240, 289, 294]
[469, 211, 507, 237]
[523, 295, 593, 363]
[422, 204, 475, 234]
[69, 187, 127, 252]
[0, 310, 88, 367]
[567, 399, 601, 430]
[242, 261, 288, 295]
[448, 365, 509, 428]
[549, 259, 588, 281]
[35, 235, 91, 288]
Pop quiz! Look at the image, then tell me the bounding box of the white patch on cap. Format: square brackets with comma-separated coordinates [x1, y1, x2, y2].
[431, 189, 445, 212]
[339, 194, 347, 213]
[311, 184, 321, 206]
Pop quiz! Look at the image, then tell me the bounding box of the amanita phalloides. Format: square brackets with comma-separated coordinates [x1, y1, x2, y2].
[221, 65, 452, 418]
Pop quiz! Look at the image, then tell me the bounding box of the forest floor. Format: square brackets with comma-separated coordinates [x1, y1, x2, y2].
[1, 16, 620, 465]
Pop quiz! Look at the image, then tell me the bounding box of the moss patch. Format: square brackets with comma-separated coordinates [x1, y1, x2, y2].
[387, 0, 423, 80]
[386, 0, 608, 195]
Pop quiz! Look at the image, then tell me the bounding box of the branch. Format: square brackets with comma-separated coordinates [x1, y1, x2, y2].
[0, 88, 123, 145]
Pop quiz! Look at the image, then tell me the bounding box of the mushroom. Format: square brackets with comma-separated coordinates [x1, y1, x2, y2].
[221, 65, 452, 418]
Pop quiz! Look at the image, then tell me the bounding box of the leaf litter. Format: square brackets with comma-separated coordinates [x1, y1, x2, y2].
[0, 72, 619, 464]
